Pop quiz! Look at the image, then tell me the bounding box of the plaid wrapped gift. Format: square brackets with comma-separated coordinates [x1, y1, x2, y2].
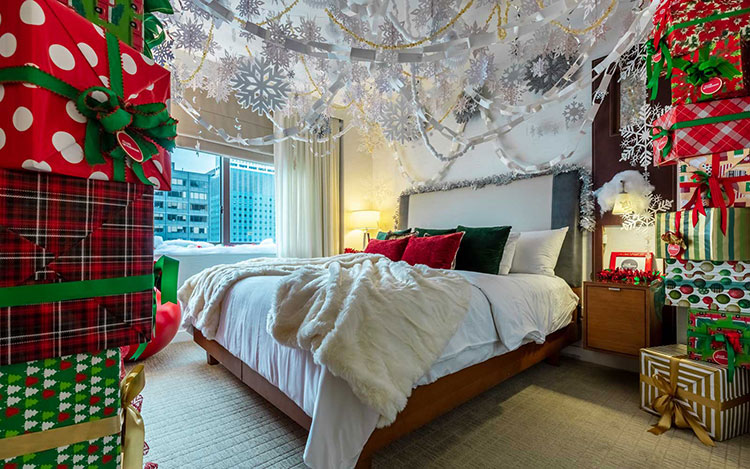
[688, 308, 750, 381]
[664, 258, 750, 311]
[0, 349, 122, 468]
[654, 208, 750, 261]
[0, 0, 175, 190]
[652, 96, 750, 165]
[640, 344, 750, 442]
[0, 169, 155, 366]
[671, 34, 750, 104]
[678, 150, 750, 210]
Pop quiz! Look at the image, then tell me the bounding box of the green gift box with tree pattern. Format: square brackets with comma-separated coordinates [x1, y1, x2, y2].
[0, 349, 122, 468]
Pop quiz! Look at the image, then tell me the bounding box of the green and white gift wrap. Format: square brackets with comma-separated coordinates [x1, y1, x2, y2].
[665, 259, 750, 311]
[0, 349, 122, 468]
[654, 208, 750, 261]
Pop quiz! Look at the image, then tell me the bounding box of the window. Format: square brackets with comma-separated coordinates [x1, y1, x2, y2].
[153, 148, 275, 244]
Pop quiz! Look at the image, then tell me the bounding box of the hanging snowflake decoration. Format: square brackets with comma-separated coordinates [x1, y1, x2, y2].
[152, 39, 174, 67]
[358, 124, 386, 154]
[619, 43, 647, 83]
[231, 58, 291, 116]
[498, 63, 526, 89]
[524, 53, 576, 94]
[181, 1, 212, 20]
[311, 114, 331, 139]
[237, 0, 263, 19]
[466, 52, 496, 89]
[296, 17, 323, 42]
[621, 194, 673, 231]
[563, 100, 586, 127]
[172, 17, 209, 52]
[380, 87, 420, 144]
[620, 103, 671, 170]
[411, 0, 457, 33]
[453, 92, 480, 124]
[262, 20, 297, 71]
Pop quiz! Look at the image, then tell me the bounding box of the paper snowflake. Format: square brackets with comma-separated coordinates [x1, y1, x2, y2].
[467, 53, 496, 89]
[181, 1, 211, 20]
[496, 82, 526, 105]
[411, 0, 457, 32]
[453, 92, 480, 124]
[525, 53, 575, 94]
[172, 17, 209, 52]
[238, 0, 263, 19]
[231, 58, 291, 116]
[262, 20, 297, 71]
[621, 193, 673, 231]
[380, 88, 420, 144]
[619, 43, 647, 83]
[620, 103, 670, 170]
[529, 57, 548, 78]
[311, 114, 331, 139]
[379, 19, 404, 46]
[563, 100, 586, 127]
[152, 39, 174, 67]
[581, 0, 599, 19]
[296, 17, 323, 42]
[498, 62, 526, 88]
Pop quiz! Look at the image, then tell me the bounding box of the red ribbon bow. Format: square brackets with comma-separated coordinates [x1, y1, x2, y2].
[710, 329, 744, 354]
[679, 154, 750, 234]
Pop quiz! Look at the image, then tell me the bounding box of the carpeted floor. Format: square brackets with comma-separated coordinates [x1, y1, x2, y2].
[135, 340, 750, 469]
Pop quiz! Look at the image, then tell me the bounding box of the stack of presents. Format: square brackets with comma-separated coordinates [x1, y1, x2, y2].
[642, 0, 750, 445]
[0, 0, 177, 467]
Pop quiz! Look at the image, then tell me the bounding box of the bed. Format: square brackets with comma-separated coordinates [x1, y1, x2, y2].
[188, 169, 585, 468]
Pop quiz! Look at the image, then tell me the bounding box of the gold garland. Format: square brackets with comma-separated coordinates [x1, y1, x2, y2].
[536, 0, 617, 35]
[324, 0, 475, 50]
[180, 21, 214, 84]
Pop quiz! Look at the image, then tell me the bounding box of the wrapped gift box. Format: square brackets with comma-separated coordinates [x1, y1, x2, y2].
[652, 96, 750, 166]
[678, 150, 750, 209]
[0, 349, 122, 468]
[640, 344, 750, 442]
[654, 208, 750, 261]
[57, 0, 145, 52]
[0, 169, 155, 366]
[688, 309, 750, 378]
[651, 0, 750, 60]
[671, 34, 750, 104]
[0, 0, 174, 190]
[664, 258, 750, 311]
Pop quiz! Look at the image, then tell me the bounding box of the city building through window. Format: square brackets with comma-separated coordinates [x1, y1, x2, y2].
[153, 148, 275, 244]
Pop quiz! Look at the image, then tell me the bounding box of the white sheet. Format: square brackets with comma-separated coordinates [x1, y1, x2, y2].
[209, 271, 577, 469]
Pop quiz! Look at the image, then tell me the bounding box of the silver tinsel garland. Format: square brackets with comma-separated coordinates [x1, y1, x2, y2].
[394, 164, 596, 232]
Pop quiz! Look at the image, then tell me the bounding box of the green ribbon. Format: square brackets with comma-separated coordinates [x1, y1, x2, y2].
[0, 275, 153, 307]
[0, 32, 176, 184]
[672, 44, 741, 96]
[687, 329, 748, 382]
[143, 0, 174, 59]
[650, 110, 750, 159]
[129, 256, 180, 361]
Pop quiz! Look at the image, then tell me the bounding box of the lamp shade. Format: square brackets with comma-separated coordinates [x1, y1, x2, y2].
[612, 192, 633, 215]
[351, 210, 380, 229]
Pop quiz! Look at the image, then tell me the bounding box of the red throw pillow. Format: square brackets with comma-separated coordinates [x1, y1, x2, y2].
[364, 237, 411, 261]
[401, 232, 465, 269]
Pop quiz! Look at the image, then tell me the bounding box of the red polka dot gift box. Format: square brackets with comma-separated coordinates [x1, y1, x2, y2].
[0, 0, 176, 191]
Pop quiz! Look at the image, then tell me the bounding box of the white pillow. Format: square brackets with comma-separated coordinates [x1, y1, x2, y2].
[509, 227, 568, 276]
[497, 232, 520, 275]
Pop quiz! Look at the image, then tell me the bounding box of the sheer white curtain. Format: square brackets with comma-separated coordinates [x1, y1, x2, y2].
[274, 116, 340, 258]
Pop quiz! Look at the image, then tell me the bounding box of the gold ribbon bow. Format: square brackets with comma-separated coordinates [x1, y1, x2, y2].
[121, 364, 146, 469]
[646, 356, 715, 447]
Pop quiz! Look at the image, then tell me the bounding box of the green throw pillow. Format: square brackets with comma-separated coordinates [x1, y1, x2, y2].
[415, 227, 457, 237]
[455, 225, 511, 274]
[377, 228, 412, 240]
[376, 231, 388, 240]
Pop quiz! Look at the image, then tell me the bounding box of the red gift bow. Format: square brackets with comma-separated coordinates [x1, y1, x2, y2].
[679, 153, 750, 234]
[710, 329, 744, 354]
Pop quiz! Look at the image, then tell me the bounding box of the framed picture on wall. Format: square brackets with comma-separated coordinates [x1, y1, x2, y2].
[609, 252, 654, 271]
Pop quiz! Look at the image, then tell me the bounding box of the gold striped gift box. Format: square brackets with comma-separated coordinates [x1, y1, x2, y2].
[654, 208, 750, 261]
[640, 344, 750, 442]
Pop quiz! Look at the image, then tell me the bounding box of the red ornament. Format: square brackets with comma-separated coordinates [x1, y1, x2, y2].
[124, 289, 181, 361]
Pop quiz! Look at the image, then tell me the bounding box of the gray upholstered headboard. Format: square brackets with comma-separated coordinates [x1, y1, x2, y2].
[397, 170, 583, 287]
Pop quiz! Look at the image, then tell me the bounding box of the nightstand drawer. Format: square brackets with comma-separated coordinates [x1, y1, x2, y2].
[585, 285, 647, 356]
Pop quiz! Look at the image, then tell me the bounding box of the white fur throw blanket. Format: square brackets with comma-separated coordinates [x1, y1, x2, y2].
[178, 253, 472, 425]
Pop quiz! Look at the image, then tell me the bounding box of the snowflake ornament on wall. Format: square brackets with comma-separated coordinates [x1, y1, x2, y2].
[524, 53, 576, 94]
[620, 103, 671, 170]
[563, 100, 586, 127]
[621, 193, 673, 231]
[231, 58, 291, 116]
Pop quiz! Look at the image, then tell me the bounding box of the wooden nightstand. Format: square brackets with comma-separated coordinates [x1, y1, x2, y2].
[584, 281, 663, 357]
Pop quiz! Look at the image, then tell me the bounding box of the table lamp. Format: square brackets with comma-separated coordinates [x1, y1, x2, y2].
[351, 210, 380, 249]
[612, 181, 633, 215]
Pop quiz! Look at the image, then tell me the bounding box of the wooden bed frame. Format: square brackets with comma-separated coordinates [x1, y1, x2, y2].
[193, 299, 580, 468]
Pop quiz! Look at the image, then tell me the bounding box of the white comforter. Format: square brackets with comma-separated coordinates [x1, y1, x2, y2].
[184, 260, 578, 469]
[179, 253, 473, 425]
